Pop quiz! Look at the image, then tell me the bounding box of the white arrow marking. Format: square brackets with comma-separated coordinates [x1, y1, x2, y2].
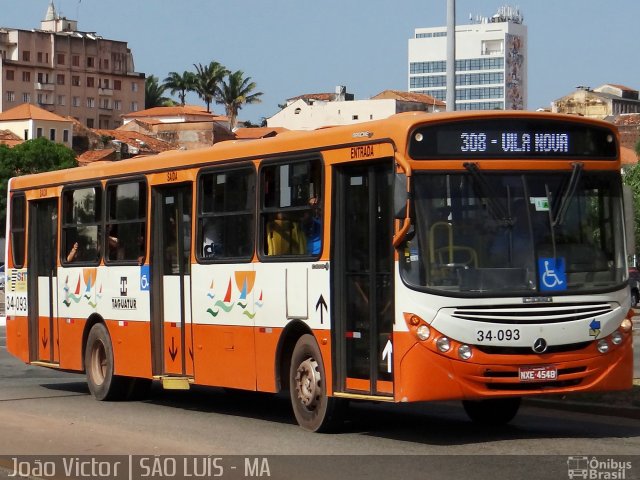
[382, 340, 393, 373]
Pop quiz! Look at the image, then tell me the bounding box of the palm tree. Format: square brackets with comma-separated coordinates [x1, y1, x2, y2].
[163, 71, 196, 106]
[193, 61, 228, 113]
[145, 75, 170, 109]
[217, 70, 263, 130]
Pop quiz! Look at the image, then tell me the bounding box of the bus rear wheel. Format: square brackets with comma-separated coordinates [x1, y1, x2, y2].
[85, 323, 126, 401]
[289, 334, 345, 432]
[462, 397, 521, 425]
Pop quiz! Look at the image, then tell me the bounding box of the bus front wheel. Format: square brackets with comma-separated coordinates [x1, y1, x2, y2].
[289, 334, 345, 432]
[462, 397, 521, 425]
[85, 323, 126, 401]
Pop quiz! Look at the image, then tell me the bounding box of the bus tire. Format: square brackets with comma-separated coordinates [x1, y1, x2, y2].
[289, 334, 345, 432]
[85, 323, 126, 401]
[462, 397, 521, 425]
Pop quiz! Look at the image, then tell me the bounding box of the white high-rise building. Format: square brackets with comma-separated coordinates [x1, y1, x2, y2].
[408, 5, 527, 111]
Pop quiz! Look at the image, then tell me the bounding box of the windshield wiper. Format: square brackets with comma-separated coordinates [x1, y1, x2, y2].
[463, 162, 512, 226]
[548, 162, 583, 227]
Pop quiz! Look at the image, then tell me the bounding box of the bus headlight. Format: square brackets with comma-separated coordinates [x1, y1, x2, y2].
[458, 344, 472, 360]
[610, 331, 623, 345]
[436, 337, 451, 353]
[597, 339, 609, 354]
[416, 325, 430, 341]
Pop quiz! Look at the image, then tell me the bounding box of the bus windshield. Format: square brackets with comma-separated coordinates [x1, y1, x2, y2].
[400, 170, 626, 296]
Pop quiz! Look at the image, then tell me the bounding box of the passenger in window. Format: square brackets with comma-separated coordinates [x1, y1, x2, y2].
[137, 235, 145, 264]
[303, 196, 321, 255]
[202, 220, 222, 258]
[266, 212, 306, 255]
[67, 242, 79, 262]
[107, 227, 120, 260]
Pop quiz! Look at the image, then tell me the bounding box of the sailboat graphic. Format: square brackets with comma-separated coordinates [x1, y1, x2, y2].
[237, 278, 248, 309]
[205, 271, 263, 319]
[207, 278, 235, 317]
[63, 275, 83, 307]
[206, 280, 215, 299]
[255, 290, 264, 308]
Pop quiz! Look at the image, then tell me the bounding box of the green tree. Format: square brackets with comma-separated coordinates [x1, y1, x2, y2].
[0, 137, 77, 227]
[217, 70, 263, 130]
[623, 160, 640, 256]
[193, 61, 228, 113]
[635, 136, 640, 158]
[163, 71, 197, 106]
[144, 75, 170, 109]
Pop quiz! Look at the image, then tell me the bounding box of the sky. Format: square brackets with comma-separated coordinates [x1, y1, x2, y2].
[3, 0, 640, 123]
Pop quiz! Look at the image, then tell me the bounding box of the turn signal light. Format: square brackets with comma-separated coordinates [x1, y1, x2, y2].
[620, 318, 633, 333]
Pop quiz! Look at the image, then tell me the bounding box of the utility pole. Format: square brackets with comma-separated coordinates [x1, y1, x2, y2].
[446, 0, 456, 111]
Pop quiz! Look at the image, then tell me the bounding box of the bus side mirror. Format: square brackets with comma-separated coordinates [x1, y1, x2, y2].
[394, 173, 408, 219]
[623, 185, 636, 263]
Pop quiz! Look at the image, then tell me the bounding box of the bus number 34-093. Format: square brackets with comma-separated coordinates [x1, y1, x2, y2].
[6, 296, 28, 312]
[476, 329, 521, 342]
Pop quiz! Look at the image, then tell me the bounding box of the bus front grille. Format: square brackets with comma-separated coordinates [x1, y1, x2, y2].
[451, 302, 614, 325]
[475, 342, 591, 355]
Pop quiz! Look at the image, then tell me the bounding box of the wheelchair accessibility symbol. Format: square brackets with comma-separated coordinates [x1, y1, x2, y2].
[538, 257, 566, 292]
[140, 265, 150, 291]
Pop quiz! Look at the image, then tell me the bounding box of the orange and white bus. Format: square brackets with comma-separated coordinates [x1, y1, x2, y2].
[4, 111, 634, 431]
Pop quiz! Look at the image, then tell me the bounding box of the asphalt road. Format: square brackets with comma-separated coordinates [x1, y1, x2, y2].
[0, 327, 638, 480]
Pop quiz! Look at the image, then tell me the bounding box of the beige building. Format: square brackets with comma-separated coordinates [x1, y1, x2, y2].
[267, 87, 445, 130]
[118, 105, 235, 150]
[0, 2, 145, 130]
[552, 84, 640, 119]
[0, 102, 73, 148]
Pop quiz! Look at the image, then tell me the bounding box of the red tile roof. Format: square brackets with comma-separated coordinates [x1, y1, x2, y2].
[233, 127, 287, 139]
[606, 84, 638, 92]
[94, 129, 173, 152]
[287, 93, 335, 103]
[610, 113, 640, 126]
[372, 90, 446, 106]
[122, 105, 216, 119]
[0, 129, 23, 147]
[77, 149, 116, 165]
[0, 103, 70, 122]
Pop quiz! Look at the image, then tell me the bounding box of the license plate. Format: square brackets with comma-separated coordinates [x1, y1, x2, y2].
[519, 365, 557, 382]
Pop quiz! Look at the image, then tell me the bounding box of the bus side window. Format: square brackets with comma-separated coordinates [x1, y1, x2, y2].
[197, 167, 254, 262]
[105, 181, 147, 264]
[61, 186, 102, 265]
[261, 158, 322, 258]
[10, 194, 26, 267]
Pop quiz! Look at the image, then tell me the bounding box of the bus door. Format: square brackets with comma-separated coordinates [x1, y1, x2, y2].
[151, 184, 194, 379]
[333, 161, 394, 397]
[27, 198, 59, 364]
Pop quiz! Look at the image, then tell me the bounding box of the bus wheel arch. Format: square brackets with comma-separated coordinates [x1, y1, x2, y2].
[275, 320, 312, 393]
[288, 333, 346, 432]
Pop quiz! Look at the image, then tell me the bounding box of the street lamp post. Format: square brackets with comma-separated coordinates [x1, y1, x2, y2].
[446, 0, 456, 112]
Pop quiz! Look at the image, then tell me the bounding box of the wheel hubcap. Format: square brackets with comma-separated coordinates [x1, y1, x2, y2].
[295, 358, 321, 409]
[91, 341, 107, 386]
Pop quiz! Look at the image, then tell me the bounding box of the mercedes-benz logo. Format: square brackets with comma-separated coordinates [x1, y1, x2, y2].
[532, 338, 548, 354]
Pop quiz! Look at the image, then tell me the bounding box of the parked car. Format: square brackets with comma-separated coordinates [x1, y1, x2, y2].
[0, 264, 4, 290]
[629, 267, 640, 307]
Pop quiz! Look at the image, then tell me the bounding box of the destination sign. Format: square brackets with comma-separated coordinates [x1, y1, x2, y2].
[409, 118, 617, 160]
